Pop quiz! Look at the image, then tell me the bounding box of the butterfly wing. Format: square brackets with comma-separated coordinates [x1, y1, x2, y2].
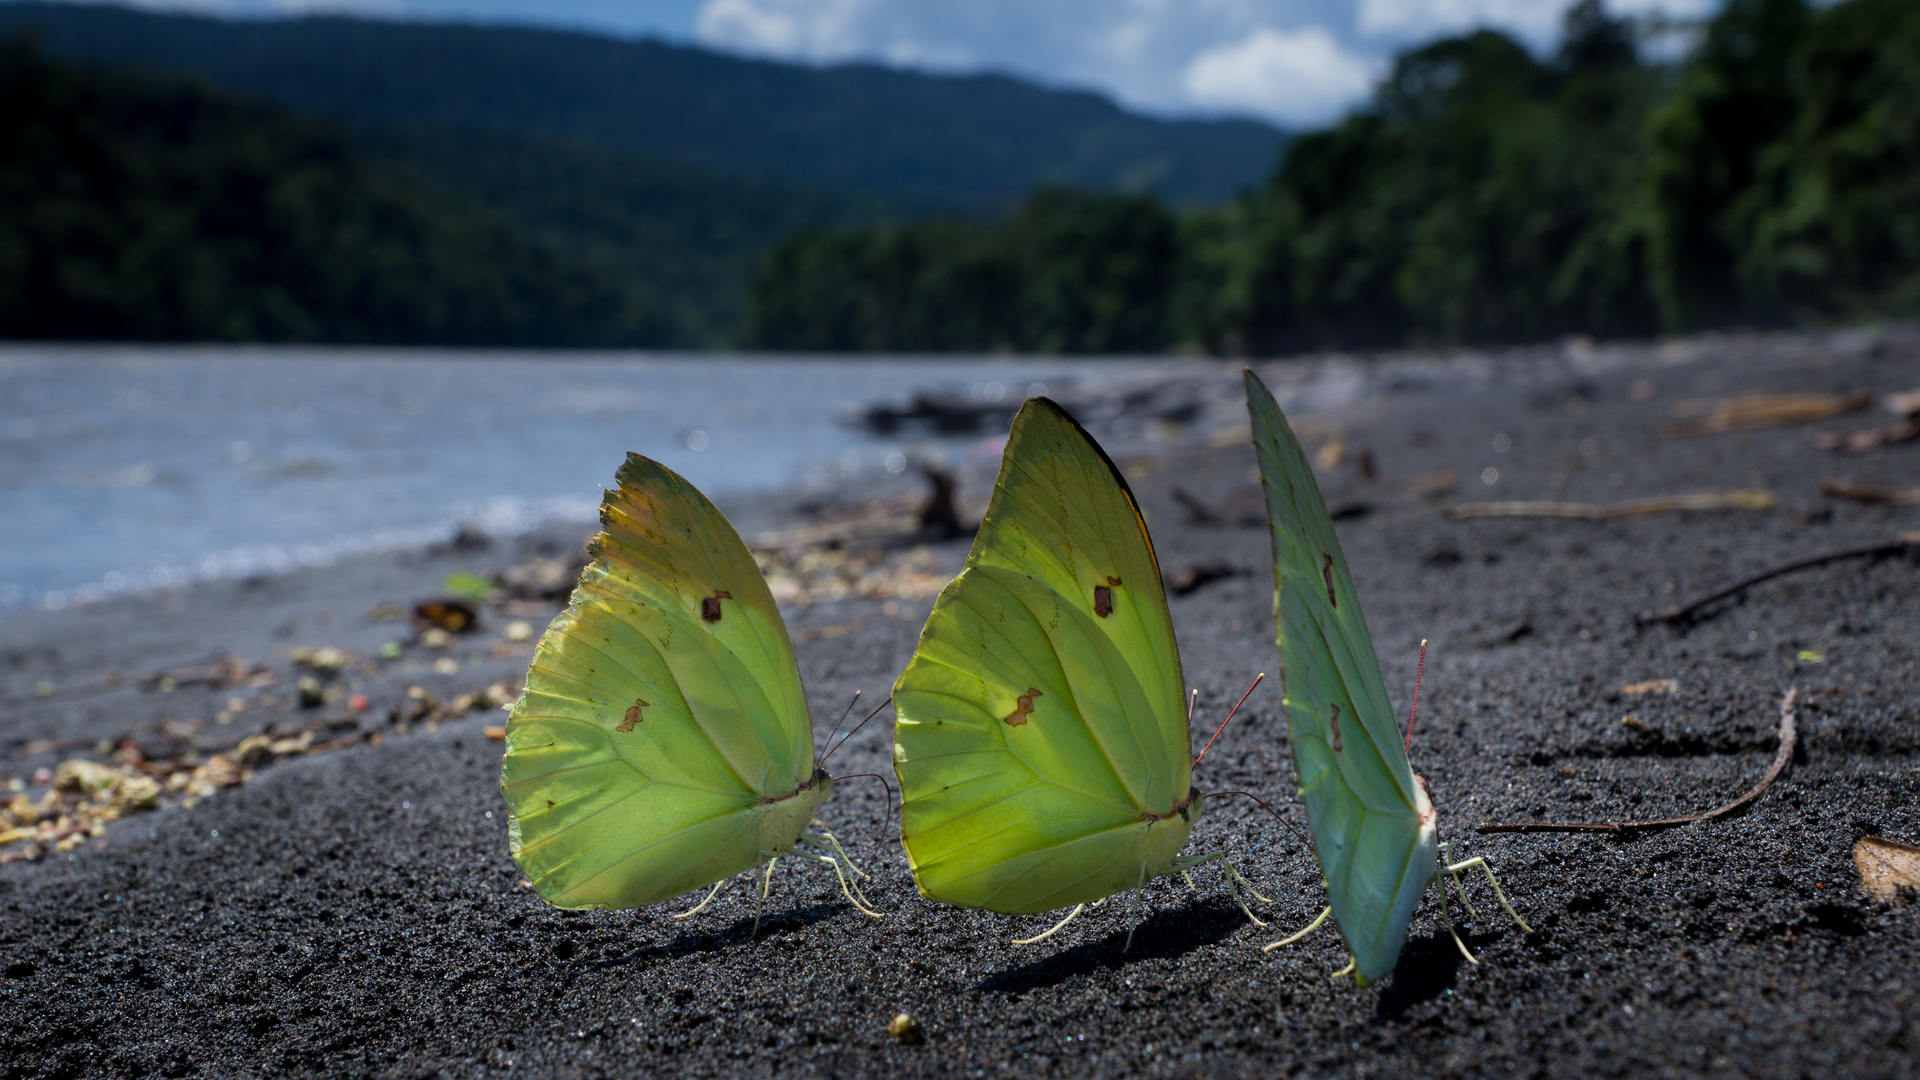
[1246, 370, 1436, 983]
[501, 453, 817, 909]
[892, 399, 1195, 913]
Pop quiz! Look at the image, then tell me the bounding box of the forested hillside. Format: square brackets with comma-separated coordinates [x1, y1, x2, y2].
[0, 2, 1284, 209]
[0, 44, 647, 345]
[750, 0, 1920, 354]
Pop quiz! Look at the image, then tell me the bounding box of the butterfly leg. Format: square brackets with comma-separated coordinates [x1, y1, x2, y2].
[1012, 903, 1085, 946]
[1123, 863, 1147, 952]
[796, 833, 886, 919]
[1442, 855, 1533, 934]
[1171, 850, 1270, 926]
[1262, 904, 1331, 951]
[1434, 877, 1479, 964]
[672, 878, 729, 921]
[1436, 842, 1478, 916]
[751, 855, 778, 938]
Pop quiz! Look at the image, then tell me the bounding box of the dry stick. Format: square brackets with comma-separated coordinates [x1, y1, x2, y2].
[1476, 688, 1799, 836]
[1639, 534, 1919, 627]
[1448, 490, 1774, 522]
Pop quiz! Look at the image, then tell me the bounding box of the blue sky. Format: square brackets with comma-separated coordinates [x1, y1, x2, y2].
[67, 0, 1715, 126]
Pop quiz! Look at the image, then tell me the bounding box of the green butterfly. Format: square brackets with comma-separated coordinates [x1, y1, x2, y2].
[500, 453, 879, 927]
[1245, 369, 1529, 985]
[891, 398, 1269, 946]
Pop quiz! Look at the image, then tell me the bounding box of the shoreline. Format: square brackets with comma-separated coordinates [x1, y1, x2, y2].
[2, 328, 1918, 1076]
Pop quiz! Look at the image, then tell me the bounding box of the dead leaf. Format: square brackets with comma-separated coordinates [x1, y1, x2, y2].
[1854, 835, 1920, 904]
[1663, 392, 1872, 436]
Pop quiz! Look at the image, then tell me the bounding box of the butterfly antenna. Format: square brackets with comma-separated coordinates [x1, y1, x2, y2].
[827, 772, 899, 830]
[1207, 789, 1308, 847]
[818, 697, 892, 772]
[815, 690, 863, 770]
[1404, 639, 1427, 754]
[1193, 674, 1264, 768]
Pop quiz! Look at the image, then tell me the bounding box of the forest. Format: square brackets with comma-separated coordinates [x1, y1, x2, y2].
[2, 0, 1914, 351]
[751, 0, 1920, 353]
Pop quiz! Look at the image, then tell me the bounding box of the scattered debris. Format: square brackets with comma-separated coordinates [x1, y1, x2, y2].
[754, 543, 950, 607]
[1621, 679, 1678, 696]
[888, 1012, 925, 1044]
[493, 553, 586, 603]
[796, 619, 863, 644]
[1477, 687, 1798, 835]
[1166, 563, 1242, 597]
[290, 646, 353, 672]
[1811, 417, 1920, 453]
[1662, 392, 1872, 437]
[483, 725, 507, 741]
[1640, 533, 1920, 626]
[916, 465, 970, 541]
[413, 599, 479, 634]
[443, 571, 499, 601]
[1812, 389, 1920, 452]
[1449, 490, 1774, 521]
[1169, 488, 1264, 528]
[1821, 479, 1920, 506]
[1399, 467, 1459, 499]
[1854, 835, 1920, 904]
[1, 675, 519, 863]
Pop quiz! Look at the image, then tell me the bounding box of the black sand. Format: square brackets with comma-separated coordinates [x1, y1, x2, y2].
[3, 332, 1918, 1078]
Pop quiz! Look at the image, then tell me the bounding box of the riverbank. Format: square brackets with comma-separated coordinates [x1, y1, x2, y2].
[2, 329, 1918, 1077]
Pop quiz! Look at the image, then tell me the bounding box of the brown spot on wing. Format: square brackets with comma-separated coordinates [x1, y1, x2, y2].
[1321, 555, 1337, 607]
[1003, 688, 1043, 727]
[1329, 704, 1343, 751]
[1093, 585, 1113, 618]
[616, 699, 651, 733]
[700, 590, 734, 622]
[1105, 576, 1122, 587]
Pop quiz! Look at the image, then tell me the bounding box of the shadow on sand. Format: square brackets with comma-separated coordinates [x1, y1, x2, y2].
[974, 898, 1247, 995]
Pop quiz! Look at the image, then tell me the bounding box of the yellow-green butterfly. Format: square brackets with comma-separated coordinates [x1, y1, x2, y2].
[891, 398, 1269, 946]
[1245, 369, 1528, 984]
[500, 453, 880, 927]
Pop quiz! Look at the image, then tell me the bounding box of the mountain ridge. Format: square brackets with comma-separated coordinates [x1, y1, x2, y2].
[0, 2, 1286, 209]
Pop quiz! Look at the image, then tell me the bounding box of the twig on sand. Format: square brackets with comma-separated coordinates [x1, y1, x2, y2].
[1662, 392, 1871, 437]
[1639, 533, 1920, 627]
[1477, 688, 1799, 836]
[1448, 490, 1774, 521]
[1822, 478, 1920, 506]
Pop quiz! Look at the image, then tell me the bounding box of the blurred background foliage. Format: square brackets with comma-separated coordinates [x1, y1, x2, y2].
[752, 0, 1920, 354]
[1, 0, 1915, 351]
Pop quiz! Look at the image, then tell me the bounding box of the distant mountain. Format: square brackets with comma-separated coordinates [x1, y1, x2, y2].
[0, 2, 1286, 209]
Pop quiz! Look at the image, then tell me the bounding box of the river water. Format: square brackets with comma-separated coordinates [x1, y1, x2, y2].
[0, 346, 1200, 611]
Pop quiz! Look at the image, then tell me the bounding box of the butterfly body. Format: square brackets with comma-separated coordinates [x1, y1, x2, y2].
[1247, 370, 1450, 984]
[893, 399, 1207, 916]
[502, 453, 826, 911]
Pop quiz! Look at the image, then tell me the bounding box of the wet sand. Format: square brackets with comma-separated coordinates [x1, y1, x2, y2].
[2, 331, 1918, 1078]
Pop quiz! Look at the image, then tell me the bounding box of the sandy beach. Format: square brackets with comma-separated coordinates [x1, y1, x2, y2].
[3, 330, 1918, 1078]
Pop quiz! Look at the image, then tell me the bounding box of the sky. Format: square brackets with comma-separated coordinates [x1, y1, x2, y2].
[61, 0, 1717, 126]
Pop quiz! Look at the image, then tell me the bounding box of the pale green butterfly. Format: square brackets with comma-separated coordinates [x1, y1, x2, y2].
[891, 398, 1271, 947]
[501, 453, 881, 928]
[1245, 369, 1529, 984]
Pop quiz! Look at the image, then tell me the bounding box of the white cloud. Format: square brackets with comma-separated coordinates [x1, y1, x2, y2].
[1183, 26, 1379, 125]
[694, 0, 874, 61]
